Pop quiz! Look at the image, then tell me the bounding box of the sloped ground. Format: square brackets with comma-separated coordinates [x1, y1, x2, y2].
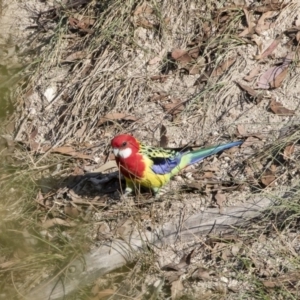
[1, 0, 300, 299]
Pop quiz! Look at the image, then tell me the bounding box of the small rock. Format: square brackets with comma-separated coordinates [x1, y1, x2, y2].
[44, 86, 57, 103]
[220, 276, 229, 284]
[185, 172, 193, 179]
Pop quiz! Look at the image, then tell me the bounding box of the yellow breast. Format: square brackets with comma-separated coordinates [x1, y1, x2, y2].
[127, 155, 171, 189]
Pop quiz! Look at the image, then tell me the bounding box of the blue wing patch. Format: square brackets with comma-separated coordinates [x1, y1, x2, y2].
[150, 154, 182, 175]
[139, 143, 183, 175]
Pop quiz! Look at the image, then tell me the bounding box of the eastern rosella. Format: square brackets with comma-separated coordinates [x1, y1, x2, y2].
[111, 134, 242, 197]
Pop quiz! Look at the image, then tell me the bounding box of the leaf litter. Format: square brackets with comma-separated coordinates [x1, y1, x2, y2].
[4, 0, 300, 299]
[257, 52, 294, 89]
[269, 99, 295, 115]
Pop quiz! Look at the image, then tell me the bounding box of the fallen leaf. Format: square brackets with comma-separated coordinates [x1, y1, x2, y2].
[296, 31, 300, 42]
[192, 267, 212, 281]
[162, 249, 194, 272]
[0, 260, 19, 269]
[171, 280, 184, 300]
[203, 171, 214, 178]
[79, 16, 95, 27]
[262, 280, 279, 288]
[224, 145, 240, 155]
[161, 263, 181, 272]
[239, 8, 255, 37]
[179, 56, 205, 75]
[261, 272, 300, 289]
[252, 35, 263, 54]
[42, 218, 76, 229]
[261, 166, 276, 187]
[178, 249, 194, 267]
[171, 49, 192, 66]
[239, 27, 251, 38]
[215, 192, 226, 208]
[231, 243, 242, 256]
[296, 15, 300, 27]
[255, 11, 278, 35]
[207, 234, 239, 245]
[51, 146, 92, 160]
[75, 122, 87, 138]
[64, 205, 80, 218]
[283, 144, 295, 160]
[242, 8, 252, 24]
[160, 125, 168, 147]
[236, 82, 264, 102]
[30, 128, 38, 139]
[257, 56, 290, 89]
[68, 17, 94, 33]
[97, 289, 115, 299]
[243, 66, 261, 82]
[202, 21, 211, 37]
[150, 92, 169, 102]
[29, 128, 40, 151]
[188, 47, 200, 59]
[89, 285, 115, 300]
[134, 3, 153, 15]
[269, 99, 295, 116]
[184, 182, 203, 190]
[98, 222, 110, 235]
[164, 17, 171, 25]
[150, 75, 169, 82]
[91, 284, 99, 296]
[270, 68, 288, 88]
[257, 66, 279, 89]
[35, 190, 45, 206]
[116, 219, 134, 239]
[148, 56, 161, 65]
[136, 17, 154, 29]
[97, 113, 137, 126]
[221, 248, 231, 261]
[236, 126, 264, 139]
[65, 51, 86, 62]
[255, 35, 282, 60]
[241, 136, 261, 147]
[72, 166, 84, 176]
[217, 12, 230, 23]
[95, 160, 117, 172]
[254, 2, 285, 13]
[237, 124, 247, 136]
[211, 57, 236, 77]
[283, 27, 300, 44]
[202, 165, 220, 172]
[164, 272, 182, 284]
[237, 82, 257, 98]
[194, 71, 210, 84]
[270, 164, 277, 173]
[188, 64, 201, 75]
[232, 0, 245, 5]
[162, 99, 185, 115]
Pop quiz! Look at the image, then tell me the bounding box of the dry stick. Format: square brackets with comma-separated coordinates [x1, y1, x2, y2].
[26, 188, 291, 300]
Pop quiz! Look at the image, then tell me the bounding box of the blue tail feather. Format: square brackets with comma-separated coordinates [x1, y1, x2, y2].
[188, 140, 243, 165]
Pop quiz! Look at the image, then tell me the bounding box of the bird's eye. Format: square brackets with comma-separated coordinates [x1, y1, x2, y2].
[122, 142, 127, 147]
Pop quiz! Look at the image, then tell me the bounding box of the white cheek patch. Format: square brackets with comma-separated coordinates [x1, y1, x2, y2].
[113, 148, 119, 157]
[119, 147, 132, 159]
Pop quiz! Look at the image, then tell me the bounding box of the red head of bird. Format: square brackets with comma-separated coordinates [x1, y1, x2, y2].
[111, 134, 140, 160]
[111, 134, 145, 180]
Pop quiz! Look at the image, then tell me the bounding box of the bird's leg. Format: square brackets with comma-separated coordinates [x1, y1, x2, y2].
[124, 187, 133, 196]
[152, 187, 161, 199]
[121, 178, 134, 198]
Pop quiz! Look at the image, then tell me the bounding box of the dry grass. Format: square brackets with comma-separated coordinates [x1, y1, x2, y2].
[1, 0, 300, 299]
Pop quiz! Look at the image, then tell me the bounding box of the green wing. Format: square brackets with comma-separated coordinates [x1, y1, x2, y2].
[139, 144, 182, 175]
